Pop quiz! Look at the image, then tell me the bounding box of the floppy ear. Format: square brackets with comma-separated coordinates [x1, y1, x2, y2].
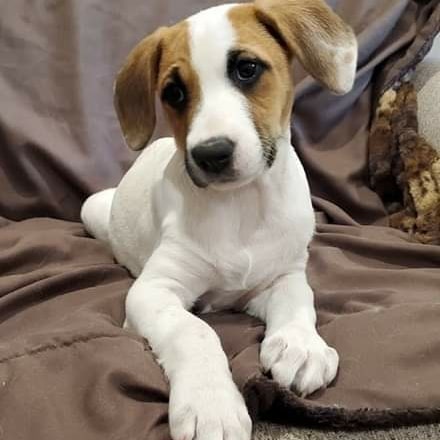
[255, 0, 358, 94]
[113, 28, 166, 150]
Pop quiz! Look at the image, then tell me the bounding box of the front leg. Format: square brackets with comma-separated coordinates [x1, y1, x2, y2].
[247, 269, 338, 397]
[125, 249, 251, 440]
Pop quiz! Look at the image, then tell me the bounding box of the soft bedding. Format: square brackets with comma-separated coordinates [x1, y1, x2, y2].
[0, 1, 439, 439]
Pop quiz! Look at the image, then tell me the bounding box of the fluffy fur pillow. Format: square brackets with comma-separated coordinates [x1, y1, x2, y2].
[369, 81, 440, 244]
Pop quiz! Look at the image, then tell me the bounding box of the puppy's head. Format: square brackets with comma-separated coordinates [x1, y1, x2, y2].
[114, 0, 357, 189]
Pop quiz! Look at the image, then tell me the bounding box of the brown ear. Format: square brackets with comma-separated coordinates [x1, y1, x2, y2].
[114, 28, 166, 150]
[255, 0, 357, 94]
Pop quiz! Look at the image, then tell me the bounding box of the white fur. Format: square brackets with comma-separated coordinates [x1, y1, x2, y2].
[324, 38, 358, 94]
[81, 5, 342, 440]
[187, 5, 264, 188]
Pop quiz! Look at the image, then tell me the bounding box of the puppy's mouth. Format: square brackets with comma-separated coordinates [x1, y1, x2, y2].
[184, 155, 237, 189]
[184, 156, 209, 188]
[184, 134, 277, 190]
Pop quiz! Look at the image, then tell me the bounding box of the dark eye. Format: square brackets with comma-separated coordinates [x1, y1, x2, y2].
[227, 53, 266, 89]
[161, 83, 186, 109]
[236, 60, 259, 81]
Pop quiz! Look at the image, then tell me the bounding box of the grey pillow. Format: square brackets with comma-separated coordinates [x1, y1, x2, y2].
[414, 36, 440, 153]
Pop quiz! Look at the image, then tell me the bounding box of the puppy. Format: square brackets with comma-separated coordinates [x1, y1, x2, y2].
[81, 1, 357, 438]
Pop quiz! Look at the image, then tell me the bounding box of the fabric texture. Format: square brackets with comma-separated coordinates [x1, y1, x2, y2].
[414, 37, 440, 153]
[367, 35, 440, 249]
[254, 422, 440, 440]
[418, 70, 440, 152]
[0, 1, 440, 440]
[368, 82, 440, 244]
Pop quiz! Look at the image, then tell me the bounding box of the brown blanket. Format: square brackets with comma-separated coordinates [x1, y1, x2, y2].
[1, 1, 440, 439]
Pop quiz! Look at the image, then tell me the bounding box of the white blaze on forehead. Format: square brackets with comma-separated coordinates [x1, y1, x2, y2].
[186, 4, 264, 181]
[188, 4, 238, 81]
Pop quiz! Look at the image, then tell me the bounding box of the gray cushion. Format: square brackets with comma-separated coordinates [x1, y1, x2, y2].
[414, 35, 440, 152]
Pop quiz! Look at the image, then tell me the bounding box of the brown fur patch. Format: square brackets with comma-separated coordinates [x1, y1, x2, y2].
[114, 27, 165, 150]
[114, 21, 200, 151]
[157, 22, 200, 150]
[228, 5, 294, 157]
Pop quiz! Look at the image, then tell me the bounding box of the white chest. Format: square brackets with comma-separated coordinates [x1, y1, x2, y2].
[177, 180, 314, 309]
[211, 227, 297, 291]
[191, 216, 310, 312]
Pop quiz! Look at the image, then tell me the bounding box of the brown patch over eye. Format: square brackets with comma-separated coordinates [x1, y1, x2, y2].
[161, 69, 188, 112]
[157, 22, 201, 150]
[228, 5, 295, 166]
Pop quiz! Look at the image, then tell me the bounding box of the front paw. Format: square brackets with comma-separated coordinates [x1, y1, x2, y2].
[169, 373, 252, 440]
[260, 324, 339, 397]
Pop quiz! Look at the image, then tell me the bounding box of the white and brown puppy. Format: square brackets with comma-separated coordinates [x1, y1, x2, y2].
[81, 1, 357, 439]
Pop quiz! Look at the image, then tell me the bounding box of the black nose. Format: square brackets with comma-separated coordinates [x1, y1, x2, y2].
[191, 137, 234, 174]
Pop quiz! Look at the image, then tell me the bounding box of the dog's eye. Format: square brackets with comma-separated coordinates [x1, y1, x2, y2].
[228, 54, 266, 89]
[236, 60, 259, 81]
[161, 83, 186, 109]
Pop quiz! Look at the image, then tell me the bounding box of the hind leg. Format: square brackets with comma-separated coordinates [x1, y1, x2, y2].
[81, 188, 116, 245]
